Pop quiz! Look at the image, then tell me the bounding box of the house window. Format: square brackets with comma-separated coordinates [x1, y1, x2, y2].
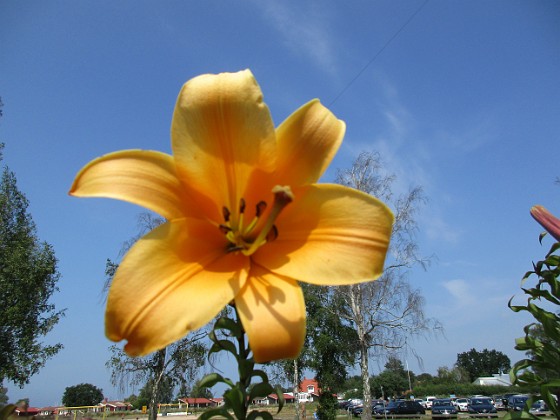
[307, 385, 314, 393]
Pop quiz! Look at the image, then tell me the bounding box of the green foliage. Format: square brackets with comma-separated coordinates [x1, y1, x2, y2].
[0, 386, 8, 406]
[198, 306, 284, 420]
[508, 238, 560, 418]
[124, 394, 140, 410]
[436, 366, 469, 384]
[189, 380, 213, 399]
[316, 393, 338, 420]
[412, 383, 533, 399]
[62, 383, 104, 407]
[370, 370, 409, 399]
[0, 404, 16, 420]
[0, 145, 64, 386]
[414, 373, 434, 385]
[341, 376, 363, 399]
[368, 356, 412, 399]
[303, 284, 358, 392]
[455, 348, 511, 382]
[302, 284, 357, 418]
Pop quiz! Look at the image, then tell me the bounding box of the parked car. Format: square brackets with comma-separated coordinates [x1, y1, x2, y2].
[349, 403, 363, 416]
[468, 397, 497, 417]
[372, 402, 387, 415]
[431, 399, 458, 417]
[530, 400, 549, 415]
[492, 395, 505, 411]
[424, 396, 437, 409]
[338, 400, 352, 410]
[508, 395, 530, 412]
[354, 400, 385, 417]
[454, 398, 469, 412]
[380, 400, 426, 416]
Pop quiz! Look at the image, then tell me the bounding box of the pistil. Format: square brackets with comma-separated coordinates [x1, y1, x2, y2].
[242, 185, 293, 256]
[221, 186, 294, 255]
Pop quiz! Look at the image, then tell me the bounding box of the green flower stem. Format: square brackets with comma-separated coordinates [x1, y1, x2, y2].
[198, 305, 284, 420]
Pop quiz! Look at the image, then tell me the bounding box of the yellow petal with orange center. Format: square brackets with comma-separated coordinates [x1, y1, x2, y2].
[69, 150, 191, 221]
[235, 265, 305, 363]
[171, 70, 277, 224]
[106, 219, 248, 356]
[253, 184, 394, 284]
[274, 99, 345, 187]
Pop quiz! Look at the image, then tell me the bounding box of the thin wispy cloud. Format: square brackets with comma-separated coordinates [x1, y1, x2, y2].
[251, 1, 338, 74]
[423, 214, 463, 244]
[442, 279, 476, 304]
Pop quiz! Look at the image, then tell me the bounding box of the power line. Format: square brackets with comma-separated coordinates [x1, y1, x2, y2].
[328, 0, 430, 107]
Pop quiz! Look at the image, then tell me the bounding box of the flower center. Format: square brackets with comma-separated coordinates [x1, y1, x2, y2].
[220, 185, 293, 256]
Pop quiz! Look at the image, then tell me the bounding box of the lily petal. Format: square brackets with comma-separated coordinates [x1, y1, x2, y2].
[171, 70, 277, 223]
[274, 99, 345, 186]
[253, 184, 394, 284]
[531, 205, 560, 242]
[106, 219, 248, 356]
[69, 150, 191, 221]
[235, 265, 306, 363]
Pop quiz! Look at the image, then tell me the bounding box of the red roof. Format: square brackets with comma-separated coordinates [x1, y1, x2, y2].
[299, 377, 321, 395]
[268, 393, 295, 401]
[15, 407, 40, 415]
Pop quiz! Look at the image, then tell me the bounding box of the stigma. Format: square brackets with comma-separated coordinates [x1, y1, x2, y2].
[220, 186, 294, 256]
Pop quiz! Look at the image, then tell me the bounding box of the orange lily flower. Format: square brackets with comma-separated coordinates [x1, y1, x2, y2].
[531, 205, 560, 242]
[70, 70, 394, 362]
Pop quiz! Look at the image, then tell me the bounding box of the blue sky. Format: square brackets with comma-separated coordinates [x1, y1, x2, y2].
[1, 0, 559, 407]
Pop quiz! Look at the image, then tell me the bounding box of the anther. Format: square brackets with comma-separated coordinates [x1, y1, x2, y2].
[266, 225, 278, 242]
[219, 225, 232, 235]
[222, 206, 230, 222]
[226, 244, 245, 253]
[255, 201, 267, 217]
[239, 198, 246, 214]
[242, 185, 294, 256]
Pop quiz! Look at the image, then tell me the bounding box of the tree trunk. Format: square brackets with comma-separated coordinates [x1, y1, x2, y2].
[359, 338, 372, 420]
[348, 285, 372, 420]
[148, 349, 167, 420]
[293, 359, 300, 420]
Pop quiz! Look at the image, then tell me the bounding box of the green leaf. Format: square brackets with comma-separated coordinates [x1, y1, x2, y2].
[0, 405, 16, 420]
[198, 372, 233, 388]
[224, 387, 246, 420]
[274, 385, 285, 413]
[214, 316, 244, 337]
[248, 382, 274, 401]
[250, 369, 269, 383]
[247, 411, 273, 420]
[198, 407, 234, 420]
[209, 339, 238, 358]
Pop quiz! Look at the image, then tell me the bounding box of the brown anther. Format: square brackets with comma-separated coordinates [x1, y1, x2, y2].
[222, 206, 231, 222]
[255, 201, 267, 217]
[266, 225, 278, 242]
[226, 244, 245, 253]
[239, 198, 246, 214]
[219, 224, 232, 235]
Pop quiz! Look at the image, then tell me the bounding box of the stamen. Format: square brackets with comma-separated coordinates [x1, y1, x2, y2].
[243, 185, 294, 256]
[222, 206, 230, 222]
[239, 198, 246, 214]
[255, 201, 267, 217]
[219, 224, 232, 234]
[226, 244, 245, 253]
[266, 225, 278, 242]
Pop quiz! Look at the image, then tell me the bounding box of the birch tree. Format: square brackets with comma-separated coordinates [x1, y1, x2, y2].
[335, 152, 441, 420]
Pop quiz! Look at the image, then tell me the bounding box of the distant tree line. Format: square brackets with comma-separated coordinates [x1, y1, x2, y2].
[339, 349, 533, 402]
